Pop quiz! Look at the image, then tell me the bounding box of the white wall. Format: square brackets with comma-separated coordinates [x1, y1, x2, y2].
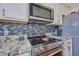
[62, 3, 79, 14]
[70, 3, 79, 12]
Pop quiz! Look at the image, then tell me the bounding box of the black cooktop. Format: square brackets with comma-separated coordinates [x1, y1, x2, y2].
[28, 36, 61, 46]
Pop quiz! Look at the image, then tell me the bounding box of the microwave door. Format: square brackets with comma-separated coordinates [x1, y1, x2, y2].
[39, 8, 51, 19]
[33, 6, 39, 17]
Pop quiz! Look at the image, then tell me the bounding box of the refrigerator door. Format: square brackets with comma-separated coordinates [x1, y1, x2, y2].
[72, 36, 79, 56]
[62, 14, 79, 56]
[62, 14, 79, 37]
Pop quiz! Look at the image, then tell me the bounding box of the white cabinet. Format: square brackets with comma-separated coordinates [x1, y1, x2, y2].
[61, 4, 70, 15]
[0, 4, 3, 17]
[54, 4, 62, 25]
[0, 3, 29, 22]
[63, 39, 72, 56]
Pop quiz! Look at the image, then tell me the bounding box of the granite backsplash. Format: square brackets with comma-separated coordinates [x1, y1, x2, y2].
[0, 23, 59, 37]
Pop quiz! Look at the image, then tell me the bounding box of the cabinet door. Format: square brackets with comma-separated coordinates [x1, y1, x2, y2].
[67, 39, 72, 56]
[63, 39, 72, 56]
[0, 4, 3, 17]
[2, 3, 29, 21]
[54, 4, 62, 25]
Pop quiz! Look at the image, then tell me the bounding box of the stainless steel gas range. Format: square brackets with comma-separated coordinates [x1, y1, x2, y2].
[28, 35, 63, 56]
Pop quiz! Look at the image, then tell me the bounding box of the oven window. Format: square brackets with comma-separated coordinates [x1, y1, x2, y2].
[30, 3, 54, 20]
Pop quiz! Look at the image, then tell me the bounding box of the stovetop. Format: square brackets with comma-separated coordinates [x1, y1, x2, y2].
[28, 36, 62, 46]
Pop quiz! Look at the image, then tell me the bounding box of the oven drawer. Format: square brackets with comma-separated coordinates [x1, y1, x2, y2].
[38, 46, 63, 56]
[32, 42, 63, 56]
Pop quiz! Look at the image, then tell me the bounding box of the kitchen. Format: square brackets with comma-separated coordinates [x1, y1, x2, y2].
[0, 3, 78, 56]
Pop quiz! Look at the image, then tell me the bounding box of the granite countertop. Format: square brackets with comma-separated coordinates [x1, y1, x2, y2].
[47, 35, 72, 41]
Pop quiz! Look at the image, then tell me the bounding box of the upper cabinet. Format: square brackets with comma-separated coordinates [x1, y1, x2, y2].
[0, 4, 3, 17]
[0, 3, 29, 24]
[55, 4, 62, 25]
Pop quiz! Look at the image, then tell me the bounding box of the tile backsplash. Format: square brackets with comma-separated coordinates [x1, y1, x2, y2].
[23, 23, 55, 37]
[0, 23, 20, 36]
[0, 23, 59, 37]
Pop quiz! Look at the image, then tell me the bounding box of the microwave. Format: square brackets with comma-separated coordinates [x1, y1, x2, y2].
[29, 3, 54, 21]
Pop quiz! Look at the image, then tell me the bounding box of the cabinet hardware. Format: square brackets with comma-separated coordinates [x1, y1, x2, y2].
[3, 8, 5, 16]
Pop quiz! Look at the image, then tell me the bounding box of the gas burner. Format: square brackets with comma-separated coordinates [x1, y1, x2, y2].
[28, 36, 62, 46]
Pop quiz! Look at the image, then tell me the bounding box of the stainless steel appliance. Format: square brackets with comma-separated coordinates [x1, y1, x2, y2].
[29, 3, 54, 20]
[28, 35, 63, 56]
[29, 3, 54, 24]
[62, 12, 79, 56]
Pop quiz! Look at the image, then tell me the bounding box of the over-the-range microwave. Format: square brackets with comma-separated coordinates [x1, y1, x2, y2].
[29, 3, 54, 22]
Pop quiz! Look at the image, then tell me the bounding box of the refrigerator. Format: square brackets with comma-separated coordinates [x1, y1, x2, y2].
[62, 13, 79, 56]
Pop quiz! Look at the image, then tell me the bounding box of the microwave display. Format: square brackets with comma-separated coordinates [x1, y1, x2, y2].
[30, 3, 54, 20]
